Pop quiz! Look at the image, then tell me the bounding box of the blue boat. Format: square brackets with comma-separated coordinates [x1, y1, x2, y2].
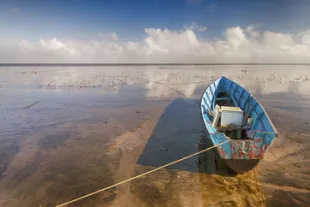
[200, 76, 278, 173]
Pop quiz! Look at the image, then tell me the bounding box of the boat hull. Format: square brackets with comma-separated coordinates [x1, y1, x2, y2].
[224, 159, 260, 174]
[204, 129, 261, 174]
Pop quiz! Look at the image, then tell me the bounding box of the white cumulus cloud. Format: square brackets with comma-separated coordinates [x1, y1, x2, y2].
[1, 25, 310, 63]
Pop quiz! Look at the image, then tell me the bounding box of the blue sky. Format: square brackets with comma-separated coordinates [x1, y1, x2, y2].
[1, 0, 310, 41]
[1, 0, 310, 63]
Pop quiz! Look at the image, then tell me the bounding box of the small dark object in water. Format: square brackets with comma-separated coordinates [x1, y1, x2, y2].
[104, 121, 108, 124]
[21, 100, 41, 110]
[136, 111, 139, 114]
[306, 122, 308, 125]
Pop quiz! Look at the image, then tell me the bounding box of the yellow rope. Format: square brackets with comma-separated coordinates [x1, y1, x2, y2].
[55, 139, 231, 207]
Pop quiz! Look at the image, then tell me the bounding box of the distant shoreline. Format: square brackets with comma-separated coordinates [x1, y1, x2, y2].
[0, 63, 310, 67]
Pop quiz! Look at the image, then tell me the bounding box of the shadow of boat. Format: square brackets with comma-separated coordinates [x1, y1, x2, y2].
[137, 98, 259, 176]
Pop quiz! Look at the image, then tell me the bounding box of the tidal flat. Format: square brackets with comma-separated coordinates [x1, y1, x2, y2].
[0, 65, 309, 207]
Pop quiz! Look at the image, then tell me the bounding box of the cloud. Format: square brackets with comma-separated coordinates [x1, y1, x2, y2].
[1, 25, 310, 63]
[111, 32, 119, 41]
[184, 22, 208, 32]
[245, 24, 261, 39]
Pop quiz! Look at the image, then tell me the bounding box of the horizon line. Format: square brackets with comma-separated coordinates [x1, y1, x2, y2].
[0, 63, 310, 67]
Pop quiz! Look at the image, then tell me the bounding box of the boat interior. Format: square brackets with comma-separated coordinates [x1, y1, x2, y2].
[201, 77, 277, 143]
[210, 91, 250, 140]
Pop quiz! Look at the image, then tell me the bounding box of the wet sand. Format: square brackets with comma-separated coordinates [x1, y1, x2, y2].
[0, 65, 309, 207]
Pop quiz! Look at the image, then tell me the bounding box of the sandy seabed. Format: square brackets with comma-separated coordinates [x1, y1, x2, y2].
[0, 65, 309, 207]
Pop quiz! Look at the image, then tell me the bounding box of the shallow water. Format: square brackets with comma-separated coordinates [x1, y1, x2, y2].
[0, 65, 310, 206]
